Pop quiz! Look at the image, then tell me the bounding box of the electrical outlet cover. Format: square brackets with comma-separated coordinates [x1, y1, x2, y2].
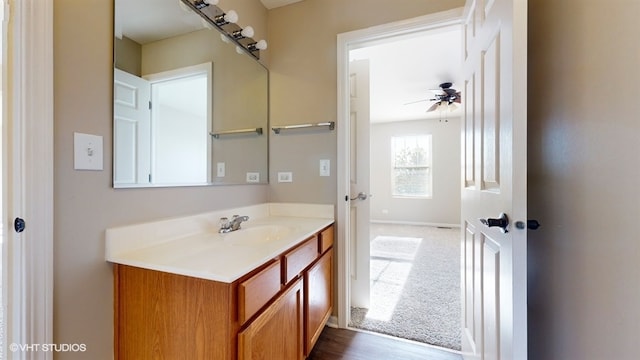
[246, 172, 260, 183]
[278, 172, 293, 183]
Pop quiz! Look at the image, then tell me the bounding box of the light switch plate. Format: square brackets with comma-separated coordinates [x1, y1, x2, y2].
[74, 132, 103, 170]
[217, 162, 225, 177]
[278, 172, 293, 183]
[319, 159, 330, 176]
[246, 172, 260, 183]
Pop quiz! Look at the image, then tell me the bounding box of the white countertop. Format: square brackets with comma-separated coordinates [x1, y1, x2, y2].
[105, 203, 334, 283]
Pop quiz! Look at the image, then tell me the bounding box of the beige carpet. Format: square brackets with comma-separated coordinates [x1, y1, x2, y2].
[349, 224, 461, 351]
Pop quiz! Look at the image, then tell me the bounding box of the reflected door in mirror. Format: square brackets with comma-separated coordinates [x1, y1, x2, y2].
[114, 69, 151, 185]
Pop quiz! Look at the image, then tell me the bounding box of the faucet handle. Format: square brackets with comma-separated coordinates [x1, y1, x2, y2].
[219, 217, 229, 226]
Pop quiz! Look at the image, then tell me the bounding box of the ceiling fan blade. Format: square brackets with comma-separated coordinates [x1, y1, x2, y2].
[454, 91, 462, 103]
[426, 102, 440, 112]
[404, 99, 430, 105]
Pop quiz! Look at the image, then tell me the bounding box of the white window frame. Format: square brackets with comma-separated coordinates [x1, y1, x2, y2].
[390, 134, 433, 199]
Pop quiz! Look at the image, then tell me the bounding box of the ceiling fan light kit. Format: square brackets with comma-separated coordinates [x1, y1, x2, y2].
[428, 82, 462, 111]
[180, 0, 267, 59]
[406, 82, 462, 113]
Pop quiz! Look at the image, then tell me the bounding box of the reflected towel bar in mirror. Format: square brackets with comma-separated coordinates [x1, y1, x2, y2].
[210, 127, 263, 139]
[271, 122, 335, 134]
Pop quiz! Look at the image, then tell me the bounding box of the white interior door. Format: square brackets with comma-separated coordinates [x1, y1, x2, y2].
[349, 59, 371, 309]
[4, 0, 54, 355]
[113, 69, 151, 185]
[460, 0, 527, 359]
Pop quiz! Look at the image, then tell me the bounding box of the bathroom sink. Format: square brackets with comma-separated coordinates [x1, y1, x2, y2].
[222, 225, 293, 246]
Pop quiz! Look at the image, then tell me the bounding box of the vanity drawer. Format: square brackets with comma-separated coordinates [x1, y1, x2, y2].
[239, 259, 282, 324]
[318, 226, 334, 254]
[283, 236, 318, 284]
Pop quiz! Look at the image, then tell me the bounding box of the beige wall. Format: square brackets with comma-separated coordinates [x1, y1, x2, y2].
[267, 0, 465, 203]
[528, 0, 640, 358]
[370, 118, 461, 225]
[114, 36, 140, 75]
[53, 0, 268, 358]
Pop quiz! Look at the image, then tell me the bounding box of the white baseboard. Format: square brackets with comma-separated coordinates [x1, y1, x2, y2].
[370, 220, 461, 228]
[326, 315, 339, 328]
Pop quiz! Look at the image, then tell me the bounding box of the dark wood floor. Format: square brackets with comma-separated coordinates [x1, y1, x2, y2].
[308, 327, 463, 360]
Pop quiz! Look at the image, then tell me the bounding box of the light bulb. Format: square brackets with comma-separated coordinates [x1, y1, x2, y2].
[255, 40, 267, 50]
[232, 26, 254, 39]
[224, 10, 238, 24]
[241, 26, 254, 38]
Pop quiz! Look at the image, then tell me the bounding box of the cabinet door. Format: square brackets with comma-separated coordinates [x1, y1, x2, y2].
[305, 248, 333, 355]
[238, 278, 304, 360]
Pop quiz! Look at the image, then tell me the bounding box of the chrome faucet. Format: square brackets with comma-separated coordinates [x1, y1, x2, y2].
[219, 215, 249, 233]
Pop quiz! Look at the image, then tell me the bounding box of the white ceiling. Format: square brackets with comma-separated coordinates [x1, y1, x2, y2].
[115, 0, 205, 44]
[115, 0, 306, 44]
[350, 25, 462, 123]
[116, 1, 462, 124]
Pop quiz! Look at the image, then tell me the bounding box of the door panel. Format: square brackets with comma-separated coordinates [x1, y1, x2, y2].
[481, 32, 501, 191]
[464, 77, 475, 188]
[349, 59, 370, 309]
[482, 234, 500, 360]
[461, 0, 528, 359]
[114, 69, 151, 185]
[462, 222, 477, 354]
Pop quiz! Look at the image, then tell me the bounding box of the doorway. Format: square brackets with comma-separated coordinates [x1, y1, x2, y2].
[336, 7, 464, 352]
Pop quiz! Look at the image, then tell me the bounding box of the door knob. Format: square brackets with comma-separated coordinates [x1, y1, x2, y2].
[515, 220, 541, 230]
[349, 192, 370, 201]
[479, 213, 509, 233]
[14, 217, 26, 233]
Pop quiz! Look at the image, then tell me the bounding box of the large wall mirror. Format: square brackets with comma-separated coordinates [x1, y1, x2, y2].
[113, 0, 269, 188]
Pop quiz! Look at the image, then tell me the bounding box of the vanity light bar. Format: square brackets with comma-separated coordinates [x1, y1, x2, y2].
[180, 0, 267, 60]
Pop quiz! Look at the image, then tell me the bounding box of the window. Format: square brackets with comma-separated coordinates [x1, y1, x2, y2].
[391, 135, 432, 198]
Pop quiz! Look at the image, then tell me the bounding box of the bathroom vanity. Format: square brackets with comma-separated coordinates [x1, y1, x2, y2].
[106, 203, 334, 359]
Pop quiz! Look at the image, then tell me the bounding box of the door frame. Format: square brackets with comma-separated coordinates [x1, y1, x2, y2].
[4, 0, 54, 355]
[336, 7, 464, 328]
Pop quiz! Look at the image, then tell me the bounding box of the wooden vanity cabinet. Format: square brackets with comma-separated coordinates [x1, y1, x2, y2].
[114, 264, 241, 359]
[114, 224, 334, 360]
[238, 278, 304, 360]
[304, 248, 333, 356]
